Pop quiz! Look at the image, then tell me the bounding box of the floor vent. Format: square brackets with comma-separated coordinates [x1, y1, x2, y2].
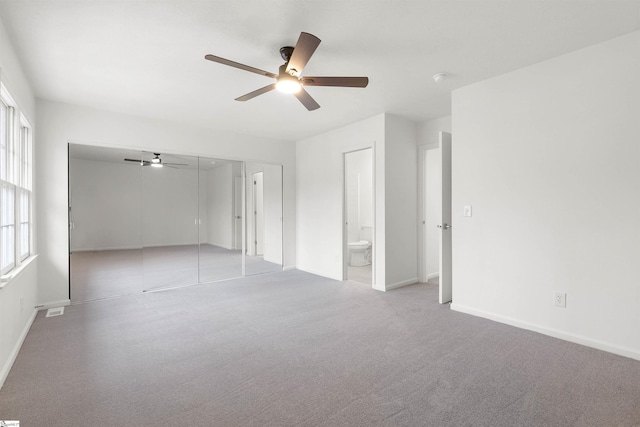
[46, 307, 65, 317]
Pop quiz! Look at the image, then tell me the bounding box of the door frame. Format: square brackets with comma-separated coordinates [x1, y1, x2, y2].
[342, 147, 375, 287]
[418, 131, 453, 302]
[438, 132, 453, 304]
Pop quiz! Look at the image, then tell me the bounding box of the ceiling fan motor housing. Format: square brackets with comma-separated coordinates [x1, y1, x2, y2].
[279, 46, 294, 62]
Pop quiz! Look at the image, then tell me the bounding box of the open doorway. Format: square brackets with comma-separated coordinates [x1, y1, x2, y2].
[423, 147, 441, 288]
[343, 148, 373, 285]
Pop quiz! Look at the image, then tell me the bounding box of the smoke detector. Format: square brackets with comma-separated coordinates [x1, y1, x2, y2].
[433, 73, 448, 83]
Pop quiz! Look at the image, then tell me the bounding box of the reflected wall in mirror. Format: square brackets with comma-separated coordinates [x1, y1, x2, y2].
[68, 144, 285, 302]
[142, 151, 199, 291]
[68, 144, 144, 302]
[245, 162, 283, 275]
[198, 157, 244, 283]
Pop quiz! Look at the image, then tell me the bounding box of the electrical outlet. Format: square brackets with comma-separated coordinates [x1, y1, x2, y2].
[554, 292, 566, 308]
[464, 205, 472, 217]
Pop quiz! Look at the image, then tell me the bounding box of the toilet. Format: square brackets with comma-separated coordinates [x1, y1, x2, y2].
[348, 240, 372, 266]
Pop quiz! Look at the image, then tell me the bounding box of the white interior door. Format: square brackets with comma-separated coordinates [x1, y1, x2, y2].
[438, 132, 453, 304]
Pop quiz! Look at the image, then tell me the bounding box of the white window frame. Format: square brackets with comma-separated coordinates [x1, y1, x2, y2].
[18, 117, 32, 261]
[0, 84, 34, 277]
[0, 97, 15, 274]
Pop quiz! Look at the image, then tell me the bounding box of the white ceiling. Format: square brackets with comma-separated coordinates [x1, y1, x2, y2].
[1, 1, 639, 142]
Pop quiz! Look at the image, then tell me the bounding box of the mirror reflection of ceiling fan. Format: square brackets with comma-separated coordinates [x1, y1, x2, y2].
[123, 153, 188, 169]
[205, 32, 369, 111]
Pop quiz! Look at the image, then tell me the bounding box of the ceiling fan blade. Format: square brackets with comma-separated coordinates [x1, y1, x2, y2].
[301, 76, 369, 88]
[286, 32, 321, 76]
[294, 88, 320, 111]
[205, 54, 278, 79]
[124, 158, 149, 164]
[235, 84, 277, 102]
[164, 163, 189, 166]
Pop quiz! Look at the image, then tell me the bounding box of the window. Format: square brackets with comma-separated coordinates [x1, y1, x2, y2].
[0, 85, 33, 276]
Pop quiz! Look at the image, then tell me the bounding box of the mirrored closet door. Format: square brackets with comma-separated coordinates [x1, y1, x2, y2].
[141, 152, 199, 291]
[198, 157, 244, 283]
[69, 145, 144, 302]
[68, 143, 284, 303]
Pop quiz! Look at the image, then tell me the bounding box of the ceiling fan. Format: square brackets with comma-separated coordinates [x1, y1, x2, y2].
[204, 32, 369, 111]
[124, 153, 188, 169]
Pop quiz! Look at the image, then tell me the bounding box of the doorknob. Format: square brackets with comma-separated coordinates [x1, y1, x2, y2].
[437, 223, 451, 230]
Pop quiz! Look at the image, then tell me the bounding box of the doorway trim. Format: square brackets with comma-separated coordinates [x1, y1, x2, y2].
[418, 131, 453, 301]
[418, 143, 437, 283]
[342, 147, 375, 288]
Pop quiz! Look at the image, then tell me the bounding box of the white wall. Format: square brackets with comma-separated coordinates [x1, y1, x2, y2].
[451, 30, 640, 360]
[0, 258, 38, 389]
[0, 17, 38, 389]
[36, 100, 296, 306]
[296, 114, 386, 288]
[69, 159, 142, 251]
[296, 113, 418, 291]
[418, 116, 451, 148]
[384, 115, 418, 289]
[262, 164, 283, 265]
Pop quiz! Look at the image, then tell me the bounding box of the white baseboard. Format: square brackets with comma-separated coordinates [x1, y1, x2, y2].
[0, 308, 37, 390]
[450, 303, 640, 362]
[38, 299, 71, 310]
[283, 265, 296, 271]
[386, 277, 419, 291]
[427, 273, 439, 280]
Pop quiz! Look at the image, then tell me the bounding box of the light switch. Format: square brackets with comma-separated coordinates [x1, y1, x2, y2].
[464, 205, 472, 217]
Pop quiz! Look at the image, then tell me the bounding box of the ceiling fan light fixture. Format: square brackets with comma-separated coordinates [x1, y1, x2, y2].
[151, 163, 163, 168]
[276, 77, 301, 94]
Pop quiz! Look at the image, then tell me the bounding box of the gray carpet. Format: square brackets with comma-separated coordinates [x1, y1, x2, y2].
[2, 270, 640, 426]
